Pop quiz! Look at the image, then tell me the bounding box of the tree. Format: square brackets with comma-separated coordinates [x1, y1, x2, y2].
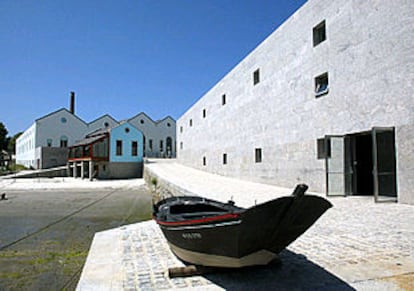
[7, 132, 23, 154]
[0, 122, 8, 151]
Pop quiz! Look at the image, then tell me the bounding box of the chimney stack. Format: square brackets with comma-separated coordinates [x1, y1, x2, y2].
[70, 91, 75, 114]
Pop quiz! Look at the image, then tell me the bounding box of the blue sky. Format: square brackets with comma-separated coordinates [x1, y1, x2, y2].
[0, 0, 306, 135]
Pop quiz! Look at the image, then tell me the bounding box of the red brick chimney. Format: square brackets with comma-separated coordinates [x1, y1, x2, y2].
[70, 91, 75, 114]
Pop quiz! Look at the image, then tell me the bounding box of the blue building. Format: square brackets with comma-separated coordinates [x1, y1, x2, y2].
[68, 122, 143, 179]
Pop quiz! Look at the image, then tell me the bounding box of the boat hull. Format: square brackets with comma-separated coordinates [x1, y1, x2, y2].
[154, 188, 332, 268]
[168, 243, 278, 268]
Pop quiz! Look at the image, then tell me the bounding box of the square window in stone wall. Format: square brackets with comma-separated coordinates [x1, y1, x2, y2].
[313, 20, 326, 47]
[317, 137, 331, 159]
[253, 69, 260, 85]
[255, 148, 262, 163]
[315, 72, 329, 97]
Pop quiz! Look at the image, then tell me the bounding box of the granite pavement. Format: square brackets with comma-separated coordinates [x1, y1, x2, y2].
[77, 160, 414, 290]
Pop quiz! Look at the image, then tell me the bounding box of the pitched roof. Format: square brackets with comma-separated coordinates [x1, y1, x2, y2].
[71, 134, 107, 147]
[35, 108, 87, 125]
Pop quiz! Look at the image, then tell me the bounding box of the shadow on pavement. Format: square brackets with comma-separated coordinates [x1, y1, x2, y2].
[201, 249, 354, 290]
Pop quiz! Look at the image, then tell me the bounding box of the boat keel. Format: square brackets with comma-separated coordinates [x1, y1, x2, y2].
[169, 243, 278, 268]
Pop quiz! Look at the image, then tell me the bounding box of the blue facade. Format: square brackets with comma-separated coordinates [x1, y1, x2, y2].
[109, 122, 143, 162]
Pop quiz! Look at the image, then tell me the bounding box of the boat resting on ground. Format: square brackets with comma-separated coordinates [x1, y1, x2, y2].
[153, 184, 332, 268]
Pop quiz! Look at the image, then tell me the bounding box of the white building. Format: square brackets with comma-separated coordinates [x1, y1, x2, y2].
[16, 95, 176, 169]
[128, 112, 176, 158]
[177, 0, 414, 204]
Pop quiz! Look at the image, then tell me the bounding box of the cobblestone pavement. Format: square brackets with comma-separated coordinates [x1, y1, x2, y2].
[77, 161, 414, 290]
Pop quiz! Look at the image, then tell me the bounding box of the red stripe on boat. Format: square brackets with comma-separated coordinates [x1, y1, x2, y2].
[156, 213, 241, 226]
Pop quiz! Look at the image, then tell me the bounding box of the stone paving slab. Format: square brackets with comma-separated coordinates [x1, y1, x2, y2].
[78, 160, 414, 290]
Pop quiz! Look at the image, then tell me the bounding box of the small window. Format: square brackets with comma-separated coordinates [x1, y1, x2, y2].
[203, 156, 206, 166]
[222, 94, 226, 105]
[84, 145, 91, 157]
[47, 139, 52, 147]
[140, 119, 145, 124]
[255, 148, 262, 163]
[317, 138, 331, 159]
[223, 153, 227, 165]
[203, 109, 206, 118]
[60, 136, 68, 148]
[167, 122, 171, 127]
[116, 140, 122, 156]
[180, 126, 183, 133]
[125, 127, 130, 133]
[104, 122, 109, 127]
[189, 119, 193, 127]
[253, 69, 260, 85]
[315, 72, 329, 97]
[313, 20, 326, 47]
[61, 117, 67, 123]
[180, 142, 183, 150]
[131, 141, 138, 156]
[160, 140, 163, 151]
[149, 139, 153, 150]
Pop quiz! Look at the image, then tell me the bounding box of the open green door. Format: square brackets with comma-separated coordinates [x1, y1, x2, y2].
[372, 127, 397, 202]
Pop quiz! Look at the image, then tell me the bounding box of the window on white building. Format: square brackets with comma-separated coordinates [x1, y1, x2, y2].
[60, 136, 68, 148]
[253, 69, 260, 85]
[315, 72, 329, 97]
[47, 139, 52, 147]
[317, 138, 331, 159]
[313, 20, 326, 47]
[255, 148, 262, 163]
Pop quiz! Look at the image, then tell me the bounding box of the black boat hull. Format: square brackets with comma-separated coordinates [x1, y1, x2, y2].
[155, 191, 332, 268]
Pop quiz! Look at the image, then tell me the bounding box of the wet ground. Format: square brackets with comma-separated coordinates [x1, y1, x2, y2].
[0, 185, 152, 290]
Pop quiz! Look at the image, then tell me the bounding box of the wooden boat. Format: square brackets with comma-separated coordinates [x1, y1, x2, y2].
[153, 184, 332, 268]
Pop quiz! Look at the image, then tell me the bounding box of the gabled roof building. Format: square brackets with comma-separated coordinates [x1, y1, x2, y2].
[68, 122, 143, 179]
[16, 93, 176, 169]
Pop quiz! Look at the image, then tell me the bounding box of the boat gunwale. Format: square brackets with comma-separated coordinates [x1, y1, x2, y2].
[155, 212, 241, 227]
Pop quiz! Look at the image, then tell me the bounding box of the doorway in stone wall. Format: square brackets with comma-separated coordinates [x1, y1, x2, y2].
[349, 132, 374, 196]
[325, 127, 397, 202]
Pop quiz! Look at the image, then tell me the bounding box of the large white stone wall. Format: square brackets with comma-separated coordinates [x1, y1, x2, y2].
[177, 0, 414, 203]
